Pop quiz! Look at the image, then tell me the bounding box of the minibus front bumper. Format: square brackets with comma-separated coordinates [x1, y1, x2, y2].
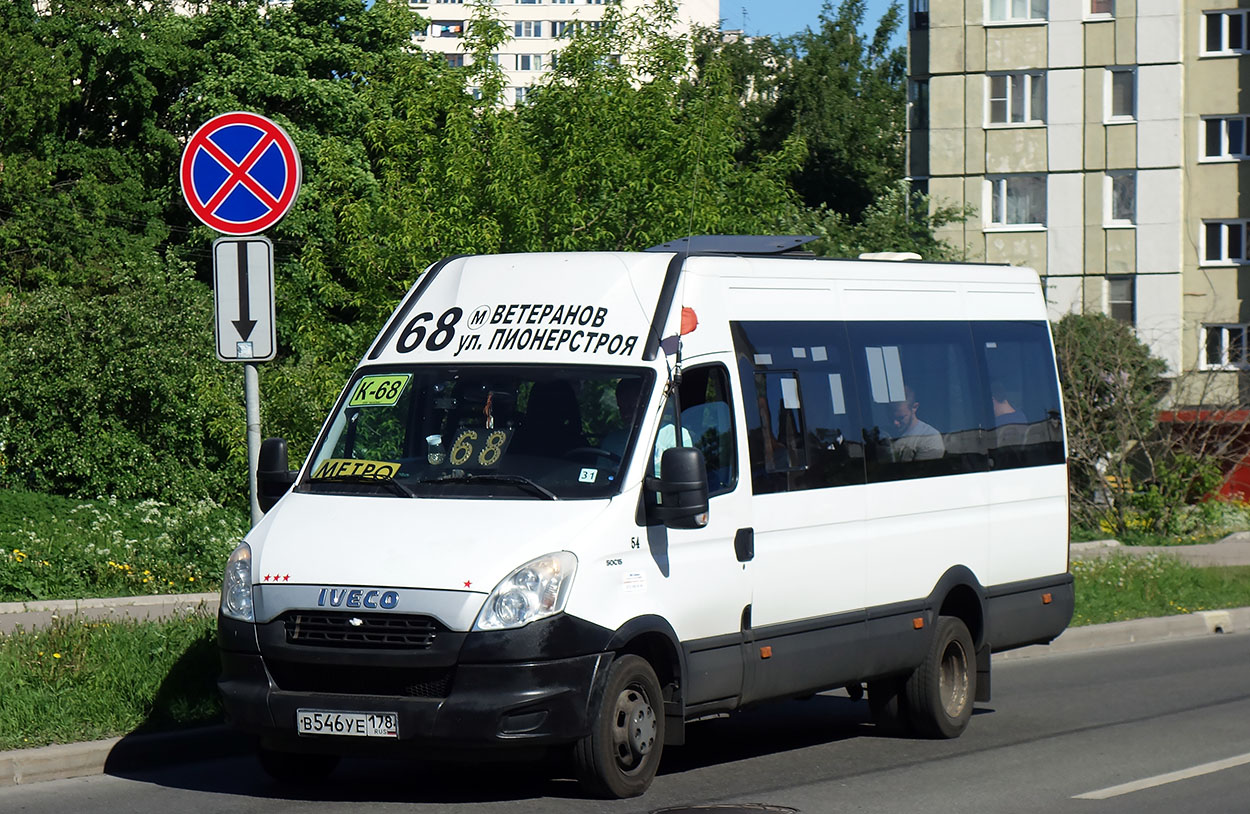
[217, 614, 615, 756]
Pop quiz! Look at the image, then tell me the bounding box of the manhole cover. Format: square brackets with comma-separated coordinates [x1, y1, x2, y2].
[653, 806, 798, 814]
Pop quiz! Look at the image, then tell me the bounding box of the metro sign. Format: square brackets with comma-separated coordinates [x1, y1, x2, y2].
[180, 112, 301, 236]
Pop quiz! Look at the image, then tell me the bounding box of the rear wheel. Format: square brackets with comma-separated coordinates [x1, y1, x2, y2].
[905, 615, 976, 738]
[573, 654, 665, 798]
[257, 745, 340, 784]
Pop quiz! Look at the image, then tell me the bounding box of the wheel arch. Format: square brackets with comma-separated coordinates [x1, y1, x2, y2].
[605, 615, 687, 744]
[927, 565, 987, 649]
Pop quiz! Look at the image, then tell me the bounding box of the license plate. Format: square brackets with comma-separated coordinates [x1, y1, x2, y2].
[296, 709, 399, 738]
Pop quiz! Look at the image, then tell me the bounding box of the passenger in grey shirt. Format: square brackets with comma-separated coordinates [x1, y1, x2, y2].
[889, 387, 945, 462]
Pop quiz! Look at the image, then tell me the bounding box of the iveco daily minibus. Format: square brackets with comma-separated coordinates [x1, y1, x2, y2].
[217, 236, 1073, 798]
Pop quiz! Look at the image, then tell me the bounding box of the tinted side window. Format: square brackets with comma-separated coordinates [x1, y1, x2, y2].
[732, 321, 867, 494]
[847, 322, 988, 482]
[676, 365, 738, 496]
[972, 321, 1065, 468]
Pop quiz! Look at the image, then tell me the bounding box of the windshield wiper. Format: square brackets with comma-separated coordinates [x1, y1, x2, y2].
[417, 472, 559, 500]
[309, 475, 415, 498]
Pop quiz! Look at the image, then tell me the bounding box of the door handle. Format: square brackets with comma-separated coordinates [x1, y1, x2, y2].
[734, 527, 754, 563]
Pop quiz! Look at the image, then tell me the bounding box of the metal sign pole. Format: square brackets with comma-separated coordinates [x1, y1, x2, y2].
[245, 362, 262, 526]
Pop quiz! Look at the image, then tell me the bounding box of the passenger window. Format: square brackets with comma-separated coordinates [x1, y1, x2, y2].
[847, 322, 988, 482]
[972, 321, 1065, 469]
[732, 322, 867, 494]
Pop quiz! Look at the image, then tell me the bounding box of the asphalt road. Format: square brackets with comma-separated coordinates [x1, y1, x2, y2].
[2, 634, 1247, 813]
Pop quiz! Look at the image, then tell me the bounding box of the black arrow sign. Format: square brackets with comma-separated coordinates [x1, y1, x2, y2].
[233, 241, 257, 340]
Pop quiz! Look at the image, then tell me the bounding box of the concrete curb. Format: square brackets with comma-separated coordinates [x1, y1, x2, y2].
[0, 592, 219, 635]
[1, 605, 1246, 789]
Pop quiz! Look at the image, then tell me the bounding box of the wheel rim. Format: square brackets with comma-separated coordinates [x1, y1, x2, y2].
[610, 682, 657, 773]
[938, 637, 970, 718]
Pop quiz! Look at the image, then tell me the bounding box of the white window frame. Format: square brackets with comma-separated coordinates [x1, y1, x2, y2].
[517, 53, 544, 71]
[986, 175, 1047, 229]
[1202, 324, 1250, 370]
[1203, 220, 1250, 266]
[515, 86, 534, 104]
[1203, 10, 1250, 56]
[1202, 115, 1249, 161]
[1105, 67, 1135, 122]
[986, 0, 1047, 24]
[986, 72, 1045, 126]
[514, 20, 544, 38]
[1104, 171, 1135, 227]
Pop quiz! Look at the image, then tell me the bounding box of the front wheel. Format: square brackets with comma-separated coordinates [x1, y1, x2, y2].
[573, 654, 665, 798]
[905, 615, 976, 738]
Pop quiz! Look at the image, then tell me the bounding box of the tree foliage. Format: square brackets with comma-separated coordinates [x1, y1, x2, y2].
[0, 0, 958, 507]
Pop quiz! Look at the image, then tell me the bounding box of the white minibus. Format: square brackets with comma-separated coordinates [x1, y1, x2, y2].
[218, 236, 1072, 798]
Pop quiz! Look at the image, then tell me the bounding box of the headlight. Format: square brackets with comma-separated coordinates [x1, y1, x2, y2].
[473, 552, 577, 631]
[220, 542, 254, 622]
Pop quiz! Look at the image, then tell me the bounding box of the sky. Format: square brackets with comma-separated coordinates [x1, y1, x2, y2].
[724, 0, 902, 40]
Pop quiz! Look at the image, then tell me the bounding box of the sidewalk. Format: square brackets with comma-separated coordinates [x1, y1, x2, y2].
[1069, 532, 1250, 567]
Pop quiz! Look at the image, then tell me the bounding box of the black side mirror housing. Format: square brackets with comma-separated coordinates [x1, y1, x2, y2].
[648, 447, 709, 530]
[257, 437, 296, 513]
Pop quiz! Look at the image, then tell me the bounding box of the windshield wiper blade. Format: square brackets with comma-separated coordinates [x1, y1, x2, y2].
[419, 472, 559, 500]
[310, 476, 415, 498]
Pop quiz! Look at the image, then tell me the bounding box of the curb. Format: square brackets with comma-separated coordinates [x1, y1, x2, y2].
[1, 606, 1246, 789]
[0, 593, 220, 635]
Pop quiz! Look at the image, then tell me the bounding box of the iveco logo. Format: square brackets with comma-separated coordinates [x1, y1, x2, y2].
[348, 617, 364, 627]
[316, 588, 400, 610]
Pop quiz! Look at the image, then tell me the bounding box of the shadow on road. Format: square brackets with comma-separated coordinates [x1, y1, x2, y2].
[103, 692, 895, 805]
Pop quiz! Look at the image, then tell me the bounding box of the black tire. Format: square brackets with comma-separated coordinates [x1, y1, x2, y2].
[904, 615, 976, 739]
[573, 654, 665, 799]
[867, 677, 911, 735]
[257, 745, 340, 785]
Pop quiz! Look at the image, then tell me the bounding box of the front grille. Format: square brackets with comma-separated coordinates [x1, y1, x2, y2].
[282, 611, 443, 650]
[267, 661, 454, 698]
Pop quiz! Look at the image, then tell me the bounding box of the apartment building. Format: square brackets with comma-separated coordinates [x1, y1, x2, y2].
[908, 1, 1247, 400]
[409, 0, 719, 104]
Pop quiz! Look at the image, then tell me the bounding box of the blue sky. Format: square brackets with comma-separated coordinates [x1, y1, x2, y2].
[724, 0, 902, 40]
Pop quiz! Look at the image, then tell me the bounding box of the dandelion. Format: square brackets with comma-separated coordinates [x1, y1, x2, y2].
[52, 653, 61, 659]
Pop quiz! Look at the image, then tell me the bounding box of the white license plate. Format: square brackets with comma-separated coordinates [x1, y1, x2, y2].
[296, 709, 399, 738]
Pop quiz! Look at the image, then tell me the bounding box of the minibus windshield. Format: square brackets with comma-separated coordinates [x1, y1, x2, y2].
[301, 365, 655, 500]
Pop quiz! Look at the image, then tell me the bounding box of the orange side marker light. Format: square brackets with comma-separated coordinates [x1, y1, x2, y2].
[1042, 593, 1053, 605]
[912, 617, 925, 630]
[759, 646, 772, 659]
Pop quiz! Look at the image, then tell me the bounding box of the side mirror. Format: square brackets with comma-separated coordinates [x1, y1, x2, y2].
[650, 447, 709, 530]
[257, 437, 296, 513]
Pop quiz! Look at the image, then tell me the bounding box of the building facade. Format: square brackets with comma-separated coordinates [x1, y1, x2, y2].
[909, 1, 1248, 400]
[407, 0, 719, 105]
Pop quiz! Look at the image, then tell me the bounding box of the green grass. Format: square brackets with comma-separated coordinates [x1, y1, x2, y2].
[0, 489, 247, 602]
[0, 611, 221, 750]
[1072, 555, 1250, 626]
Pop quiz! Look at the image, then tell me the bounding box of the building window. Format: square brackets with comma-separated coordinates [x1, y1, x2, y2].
[909, 79, 929, 130]
[987, 0, 1047, 23]
[1106, 68, 1135, 120]
[1203, 324, 1250, 370]
[1106, 172, 1135, 225]
[987, 175, 1046, 227]
[517, 0, 541, 4]
[515, 86, 533, 104]
[1107, 276, 1135, 323]
[1204, 10, 1249, 56]
[515, 20, 543, 37]
[517, 53, 544, 71]
[1203, 116, 1249, 160]
[431, 21, 464, 37]
[1089, 0, 1113, 14]
[987, 72, 1045, 125]
[912, 0, 929, 29]
[1204, 221, 1249, 265]
[445, 53, 465, 68]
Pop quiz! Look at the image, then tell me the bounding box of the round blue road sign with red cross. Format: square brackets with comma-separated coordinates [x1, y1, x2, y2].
[180, 112, 302, 236]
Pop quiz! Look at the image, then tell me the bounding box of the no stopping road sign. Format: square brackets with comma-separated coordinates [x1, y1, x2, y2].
[181, 111, 301, 235]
